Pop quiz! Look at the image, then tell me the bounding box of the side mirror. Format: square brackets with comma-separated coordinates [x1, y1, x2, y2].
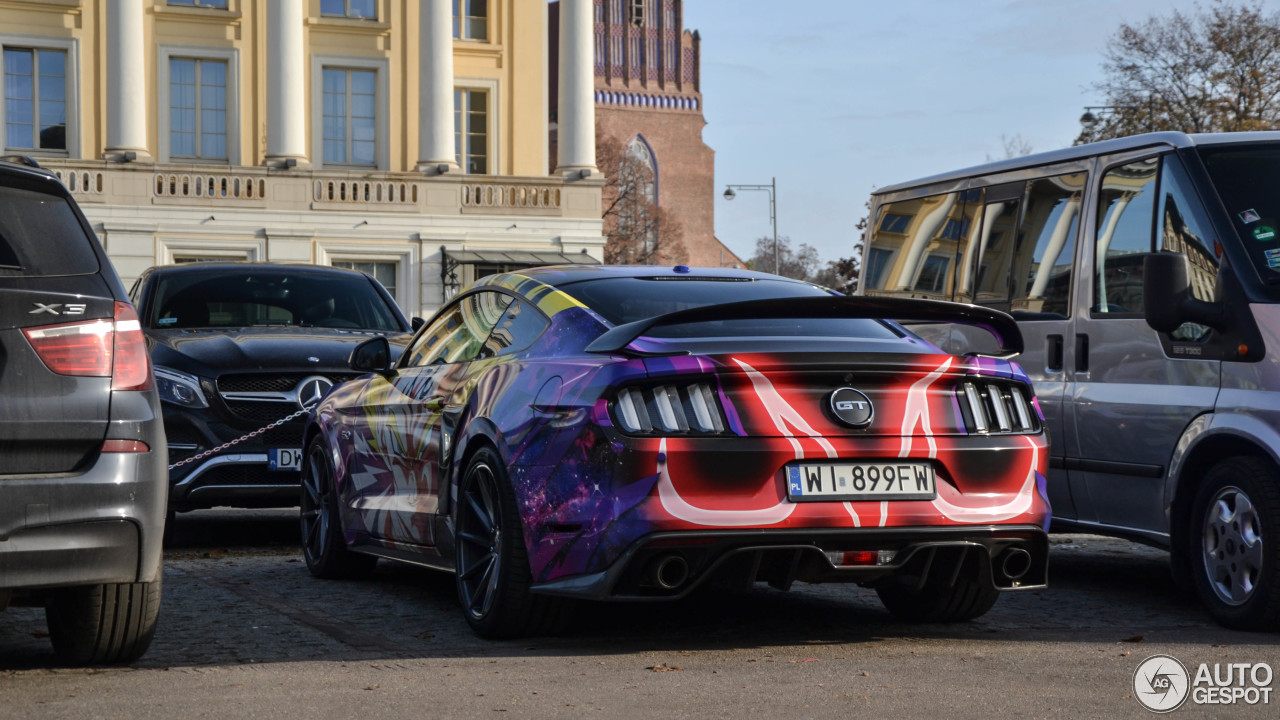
[1143, 253, 1226, 333]
[350, 336, 393, 375]
[411, 316, 425, 331]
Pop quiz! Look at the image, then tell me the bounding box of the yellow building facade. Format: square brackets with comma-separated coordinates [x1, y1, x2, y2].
[0, 0, 604, 316]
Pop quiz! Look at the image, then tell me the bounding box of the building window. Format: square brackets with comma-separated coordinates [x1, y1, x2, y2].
[322, 68, 376, 166]
[865, 247, 894, 288]
[320, 0, 375, 19]
[169, 58, 227, 161]
[332, 260, 397, 300]
[914, 254, 950, 294]
[453, 0, 488, 41]
[879, 213, 912, 233]
[629, 0, 645, 26]
[168, 0, 229, 8]
[454, 88, 487, 174]
[4, 48, 66, 152]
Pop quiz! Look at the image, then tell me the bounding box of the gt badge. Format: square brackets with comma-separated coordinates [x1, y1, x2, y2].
[828, 387, 874, 428]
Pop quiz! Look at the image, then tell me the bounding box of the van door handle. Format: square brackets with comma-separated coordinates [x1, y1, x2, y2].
[1047, 334, 1063, 372]
[1075, 334, 1089, 373]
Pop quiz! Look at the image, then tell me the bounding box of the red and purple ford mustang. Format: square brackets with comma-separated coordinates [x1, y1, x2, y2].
[299, 265, 1050, 637]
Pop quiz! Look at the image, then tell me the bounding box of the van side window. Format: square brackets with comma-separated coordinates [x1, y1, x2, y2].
[1159, 154, 1220, 341]
[864, 191, 977, 300]
[968, 197, 1021, 308]
[1011, 173, 1086, 318]
[1094, 158, 1159, 316]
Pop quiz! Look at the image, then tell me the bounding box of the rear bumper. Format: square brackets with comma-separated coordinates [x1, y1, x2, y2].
[0, 451, 166, 591]
[530, 525, 1048, 601]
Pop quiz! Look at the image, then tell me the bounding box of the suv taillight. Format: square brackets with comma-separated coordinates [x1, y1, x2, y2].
[111, 302, 152, 391]
[24, 301, 153, 391]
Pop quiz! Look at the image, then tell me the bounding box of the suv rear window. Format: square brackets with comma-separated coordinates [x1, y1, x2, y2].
[0, 181, 99, 277]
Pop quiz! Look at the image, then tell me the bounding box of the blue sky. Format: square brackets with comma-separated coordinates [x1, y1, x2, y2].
[682, 0, 1219, 264]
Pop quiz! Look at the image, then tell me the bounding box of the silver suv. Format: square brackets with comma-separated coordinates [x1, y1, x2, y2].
[0, 158, 166, 664]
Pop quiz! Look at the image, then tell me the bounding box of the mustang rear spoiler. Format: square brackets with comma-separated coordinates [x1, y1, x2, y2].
[584, 296, 1024, 359]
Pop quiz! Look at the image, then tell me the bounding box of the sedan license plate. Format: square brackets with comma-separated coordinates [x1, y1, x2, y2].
[269, 448, 303, 471]
[786, 462, 936, 502]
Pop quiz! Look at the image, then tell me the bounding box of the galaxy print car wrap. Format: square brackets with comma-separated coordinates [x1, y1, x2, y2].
[302, 265, 1051, 637]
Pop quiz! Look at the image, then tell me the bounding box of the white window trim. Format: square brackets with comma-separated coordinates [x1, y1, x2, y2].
[311, 55, 391, 171]
[157, 45, 241, 165]
[454, 76, 499, 175]
[161, 237, 264, 265]
[0, 34, 80, 158]
[317, 241, 417, 314]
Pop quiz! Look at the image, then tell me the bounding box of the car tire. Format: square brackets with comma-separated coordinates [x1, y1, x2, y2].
[45, 577, 162, 665]
[876, 551, 1000, 623]
[1190, 456, 1280, 631]
[300, 435, 377, 580]
[455, 447, 570, 639]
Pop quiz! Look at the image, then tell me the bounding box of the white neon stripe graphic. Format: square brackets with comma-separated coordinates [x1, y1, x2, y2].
[656, 438, 797, 526]
[890, 357, 1038, 523]
[733, 358, 837, 459]
[932, 435, 1039, 522]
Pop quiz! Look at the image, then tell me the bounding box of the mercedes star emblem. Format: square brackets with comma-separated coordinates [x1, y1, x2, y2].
[295, 376, 335, 410]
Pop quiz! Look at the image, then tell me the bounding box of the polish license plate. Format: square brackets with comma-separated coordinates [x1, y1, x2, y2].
[786, 462, 936, 502]
[269, 448, 303, 471]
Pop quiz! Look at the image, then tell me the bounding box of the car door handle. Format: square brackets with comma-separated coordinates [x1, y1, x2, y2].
[1075, 334, 1089, 373]
[1047, 334, 1064, 372]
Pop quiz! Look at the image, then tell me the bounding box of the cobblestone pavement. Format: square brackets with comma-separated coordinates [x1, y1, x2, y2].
[2, 510, 1278, 718]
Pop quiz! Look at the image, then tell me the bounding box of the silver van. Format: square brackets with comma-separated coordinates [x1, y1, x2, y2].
[861, 131, 1280, 631]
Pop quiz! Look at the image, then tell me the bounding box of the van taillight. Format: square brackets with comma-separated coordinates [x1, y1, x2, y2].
[23, 301, 153, 391]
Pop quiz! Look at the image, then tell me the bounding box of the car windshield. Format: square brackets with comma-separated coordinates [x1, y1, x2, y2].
[559, 276, 899, 339]
[148, 268, 403, 331]
[1197, 142, 1280, 287]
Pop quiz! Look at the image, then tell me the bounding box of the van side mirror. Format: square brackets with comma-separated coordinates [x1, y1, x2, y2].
[350, 336, 393, 375]
[1143, 253, 1226, 333]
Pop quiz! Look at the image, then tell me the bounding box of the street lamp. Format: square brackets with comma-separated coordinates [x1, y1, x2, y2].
[723, 178, 778, 275]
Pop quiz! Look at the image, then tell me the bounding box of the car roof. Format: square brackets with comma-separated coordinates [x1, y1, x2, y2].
[145, 261, 374, 280]
[511, 264, 810, 287]
[874, 130, 1280, 196]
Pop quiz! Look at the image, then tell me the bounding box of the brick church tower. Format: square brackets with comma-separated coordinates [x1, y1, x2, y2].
[550, 0, 744, 268]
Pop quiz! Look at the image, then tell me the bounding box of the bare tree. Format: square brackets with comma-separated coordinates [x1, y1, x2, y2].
[1078, 1, 1280, 144]
[747, 235, 821, 281]
[986, 133, 1034, 162]
[596, 130, 688, 265]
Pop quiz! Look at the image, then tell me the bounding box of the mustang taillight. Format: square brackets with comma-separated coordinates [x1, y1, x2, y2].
[957, 380, 1037, 434]
[612, 382, 727, 435]
[24, 301, 153, 391]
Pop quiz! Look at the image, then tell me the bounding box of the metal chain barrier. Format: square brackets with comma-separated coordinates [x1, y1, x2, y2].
[167, 407, 312, 471]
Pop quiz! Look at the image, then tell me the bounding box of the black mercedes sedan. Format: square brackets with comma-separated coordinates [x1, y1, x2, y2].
[129, 263, 413, 523]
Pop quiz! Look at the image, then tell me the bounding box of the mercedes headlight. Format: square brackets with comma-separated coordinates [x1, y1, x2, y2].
[154, 366, 208, 408]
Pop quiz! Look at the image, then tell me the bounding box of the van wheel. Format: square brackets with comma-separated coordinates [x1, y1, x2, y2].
[1191, 457, 1280, 631]
[300, 436, 377, 579]
[876, 552, 999, 622]
[455, 447, 570, 638]
[45, 578, 162, 665]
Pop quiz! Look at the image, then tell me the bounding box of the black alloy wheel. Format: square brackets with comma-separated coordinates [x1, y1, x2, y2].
[454, 447, 570, 638]
[300, 436, 376, 579]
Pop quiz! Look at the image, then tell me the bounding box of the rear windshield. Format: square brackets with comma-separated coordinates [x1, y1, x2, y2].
[148, 269, 404, 331]
[0, 182, 99, 277]
[1197, 143, 1280, 283]
[559, 276, 899, 340]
